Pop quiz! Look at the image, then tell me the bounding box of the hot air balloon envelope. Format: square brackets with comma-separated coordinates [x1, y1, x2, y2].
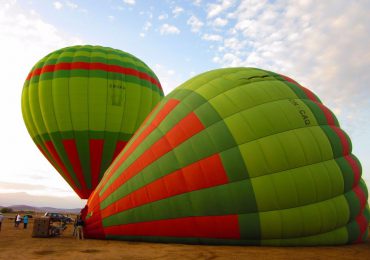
[21, 45, 164, 199]
[83, 67, 369, 245]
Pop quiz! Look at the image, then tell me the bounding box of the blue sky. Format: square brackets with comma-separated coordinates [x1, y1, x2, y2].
[0, 0, 369, 208]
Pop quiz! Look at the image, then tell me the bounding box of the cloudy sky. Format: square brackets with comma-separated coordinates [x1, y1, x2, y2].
[0, 0, 369, 208]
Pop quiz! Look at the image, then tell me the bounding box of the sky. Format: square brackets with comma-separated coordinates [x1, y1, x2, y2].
[0, 0, 369, 209]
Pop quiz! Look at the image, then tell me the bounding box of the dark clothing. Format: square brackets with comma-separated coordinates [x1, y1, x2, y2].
[76, 219, 84, 227]
[0, 214, 3, 231]
[75, 217, 85, 240]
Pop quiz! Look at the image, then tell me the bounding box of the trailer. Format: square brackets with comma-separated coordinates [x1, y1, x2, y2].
[32, 217, 67, 238]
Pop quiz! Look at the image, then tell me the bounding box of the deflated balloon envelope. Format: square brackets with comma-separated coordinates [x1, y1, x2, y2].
[21, 45, 164, 199]
[83, 67, 369, 246]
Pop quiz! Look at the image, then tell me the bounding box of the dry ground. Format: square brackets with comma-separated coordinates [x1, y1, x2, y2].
[0, 217, 369, 260]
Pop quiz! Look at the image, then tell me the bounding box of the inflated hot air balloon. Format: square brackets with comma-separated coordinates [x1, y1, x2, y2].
[83, 67, 369, 245]
[21, 45, 163, 199]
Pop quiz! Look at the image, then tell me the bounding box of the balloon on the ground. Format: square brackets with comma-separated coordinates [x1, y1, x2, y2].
[83, 67, 369, 245]
[21, 45, 164, 199]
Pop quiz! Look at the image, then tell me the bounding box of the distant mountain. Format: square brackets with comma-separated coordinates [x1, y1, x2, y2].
[0, 192, 85, 209]
[0, 204, 81, 214]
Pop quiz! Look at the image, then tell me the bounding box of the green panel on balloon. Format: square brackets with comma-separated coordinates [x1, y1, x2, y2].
[240, 127, 334, 178]
[88, 78, 109, 131]
[82, 67, 368, 246]
[21, 45, 164, 199]
[252, 160, 344, 211]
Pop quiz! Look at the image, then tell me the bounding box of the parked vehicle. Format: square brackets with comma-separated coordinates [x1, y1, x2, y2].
[44, 212, 73, 223]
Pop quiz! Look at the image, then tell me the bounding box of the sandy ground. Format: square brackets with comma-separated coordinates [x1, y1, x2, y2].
[0, 217, 369, 260]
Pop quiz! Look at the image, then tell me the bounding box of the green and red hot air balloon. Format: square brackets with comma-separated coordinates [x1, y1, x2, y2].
[21, 45, 164, 199]
[83, 67, 369, 246]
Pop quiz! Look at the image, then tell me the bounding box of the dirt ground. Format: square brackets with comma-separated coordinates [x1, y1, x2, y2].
[0, 217, 369, 260]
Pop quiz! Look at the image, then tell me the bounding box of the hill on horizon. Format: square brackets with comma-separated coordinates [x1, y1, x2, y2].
[0, 192, 85, 210]
[0, 204, 81, 214]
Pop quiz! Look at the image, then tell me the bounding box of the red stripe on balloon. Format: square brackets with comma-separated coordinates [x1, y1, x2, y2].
[90, 139, 105, 189]
[83, 192, 105, 239]
[99, 99, 180, 190]
[344, 155, 361, 187]
[44, 141, 77, 191]
[101, 154, 228, 218]
[111, 99, 179, 169]
[26, 62, 162, 90]
[62, 139, 87, 192]
[100, 111, 205, 201]
[298, 85, 320, 102]
[353, 185, 367, 243]
[279, 74, 299, 85]
[353, 185, 367, 212]
[330, 126, 350, 156]
[112, 140, 128, 160]
[104, 215, 240, 239]
[315, 102, 336, 126]
[279, 74, 319, 102]
[355, 214, 368, 243]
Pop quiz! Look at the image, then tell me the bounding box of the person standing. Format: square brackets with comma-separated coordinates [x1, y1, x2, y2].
[15, 214, 21, 228]
[23, 215, 29, 229]
[72, 218, 77, 237]
[75, 215, 84, 240]
[0, 213, 4, 231]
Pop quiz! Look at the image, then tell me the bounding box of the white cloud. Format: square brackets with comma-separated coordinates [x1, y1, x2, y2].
[0, 1, 83, 206]
[201, 0, 370, 193]
[213, 56, 221, 63]
[158, 14, 168, 20]
[202, 33, 223, 41]
[53, 1, 81, 11]
[0, 182, 51, 191]
[193, 0, 202, 6]
[159, 23, 180, 35]
[139, 21, 152, 37]
[212, 0, 370, 142]
[172, 6, 184, 17]
[53, 1, 63, 10]
[153, 64, 183, 94]
[143, 21, 152, 31]
[0, 192, 85, 208]
[224, 37, 245, 51]
[108, 15, 115, 21]
[207, 0, 235, 18]
[222, 52, 241, 66]
[123, 0, 135, 5]
[66, 1, 78, 9]
[187, 15, 204, 33]
[212, 17, 228, 27]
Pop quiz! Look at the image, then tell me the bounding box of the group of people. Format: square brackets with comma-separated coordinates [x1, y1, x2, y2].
[14, 213, 29, 228]
[0, 213, 29, 232]
[0, 212, 85, 240]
